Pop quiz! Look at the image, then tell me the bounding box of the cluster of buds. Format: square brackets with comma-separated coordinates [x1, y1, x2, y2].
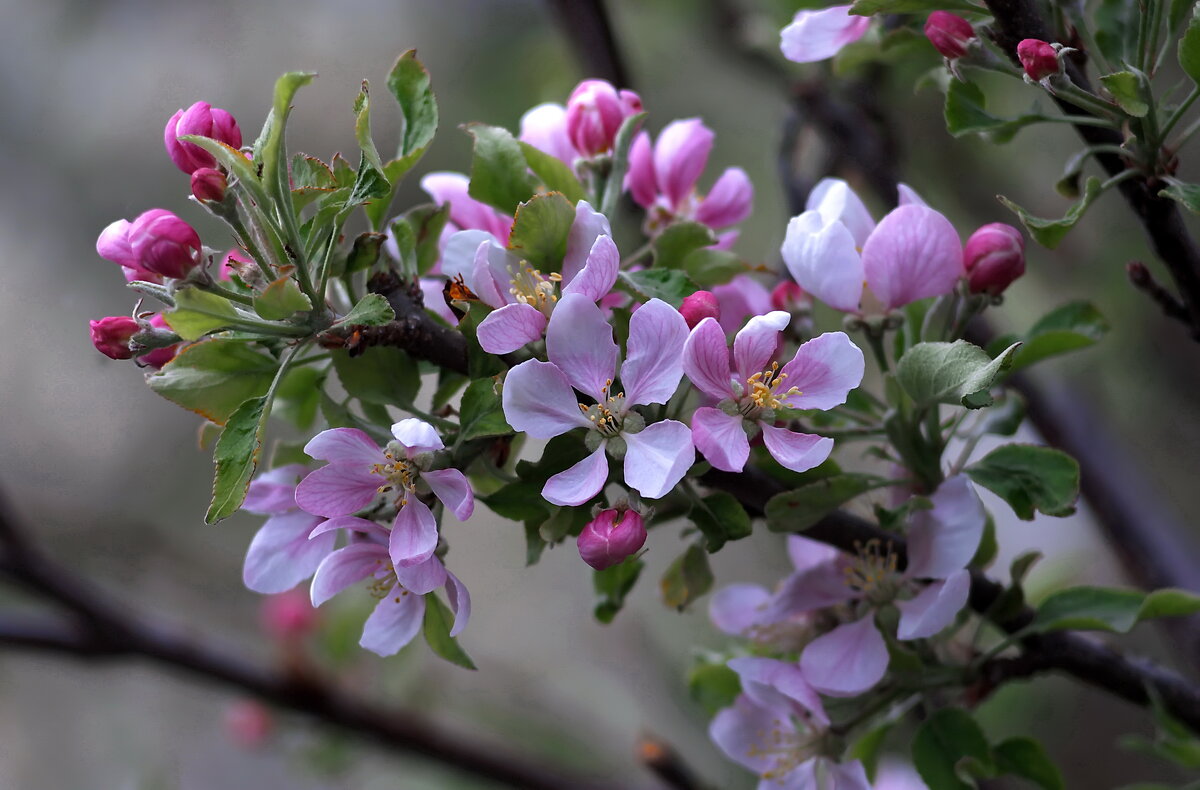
[89, 313, 178, 367]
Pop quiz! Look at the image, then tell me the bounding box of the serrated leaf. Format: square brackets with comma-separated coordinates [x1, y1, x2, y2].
[896, 340, 1021, 408]
[206, 395, 270, 523]
[912, 708, 993, 790]
[423, 594, 476, 670]
[519, 141, 585, 203]
[620, 269, 698, 308]
[1181, 9, 1200, 84]
[1160, 179, 1200, 214]
[507, 192, 575, 272]
[147, 339, 278, 424]
[163, 287, 241, 341]
[594, 558, 645, 623]
[965, 444, 1079, 519]
[254, 276, 312, 320]
[993, 738, 1064, 790]
[345, 231, 387, 275]
[387, 50, 438, 160]
[660, 544, 714, 611]
[999, 177, 1103, 249]
[1100, 71, 1150, 117]
[994, 301, 1109, 372]
[653, 222, 717, 270]
[464, 123, 538, 215]
[337, 293, 395, 327]
[765, 474, 889, 532]
[331, 346, 419, 407]
[690, 490, 752, 552]
[1033, 586, 1200, 633]
[458, 377, 512, 441]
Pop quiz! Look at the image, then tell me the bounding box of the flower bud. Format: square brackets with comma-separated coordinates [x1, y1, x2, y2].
[680, 290, 721, 328]
[770, 281, 809, 312]
[89, 316, 138, 360]
[924, 11, 976, 60]
[261, 589, 319, 641]
[565, 79, 642, 157]
[190, 167, 227, 203]
[223, 700, 273, 749]
[578, 509, 647, 570]
[128, 209, 202, 279]
[964, 223, 1025, 295]
[138, 314, 179, 369]
[1017, 39, 1059, 82]
[164, 101, 243, 174]
[219, 248, 254, 281]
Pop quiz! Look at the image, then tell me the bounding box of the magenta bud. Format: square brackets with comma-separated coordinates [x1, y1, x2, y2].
[138, 314, 180, 369]
[770, 281, 809, 312]
[128, 209, 202, 280]
[565, 79, 643, 157]
[964, 222, 1025, 295]
[924, 11, 976, 59]
[261, 589, 319, 641]
[1017, 39, 1059, 81]
[164, 101, 243, 174]
[191, 167, 227, 203]
[680, 290, 721, 329]
[89, 316, 138, 360]
[578, 509, 647, 570]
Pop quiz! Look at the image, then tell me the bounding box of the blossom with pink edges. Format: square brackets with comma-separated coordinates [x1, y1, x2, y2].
[708, 535, 822, 651]
[780, 6, 871, 64]
[683, 313, 864, 474]
[164, 101, 243, 174]
[294, 420, 474, 571]
[420, 172, 512, 243]
[519, 102, 579, 166]
[781, 178, 964, 313]
[241, 464, 332, 595]
[502, 295, 694, 506]
[96, 218, 161, 283]
[565, 79, 643, 157]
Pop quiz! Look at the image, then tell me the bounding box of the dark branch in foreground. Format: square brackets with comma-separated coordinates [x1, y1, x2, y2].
[544, 0, 631, 87]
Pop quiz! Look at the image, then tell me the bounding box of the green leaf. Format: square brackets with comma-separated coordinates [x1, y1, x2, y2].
[896, 340, 1021, 408]
[912, 708, 994, 790]
[263, 72, 317, 228]
[660, 544, 714, 611]
[464, 123, 538, 215]
[849, 722, 894, 781]
[620, 269, 698, 308]
[1096, 0, 1138, 64]
[519, 141, 585, 203]
[682, 248, 747, 287]
[1032, 586, 1200, 633]
[206, 395, 270, 523]
[765, 474, 889, 532]
[458, 377, 512, 441]
[997, 301, 1109, 372]
[274, 365, 323, 429]
[851, 0, 976, 13]
[944, 80, 1045, 143]
[688, 663, 741, 715]
[352, 81, 385, 174]
[337, 293, 395, 327]
[163, 287, 241, 340]
[507, 192, 575, 271]
[147, 339, 279, 424]
[345, 232, 387, 275]
[965, 444, 1080, 519]
[1100, 70, 1150, 117]
[387, 49, 438, 161]
[482, 480, 548, 523]
[1055, 148, 1089, 199]
[423, 594, 476, 670]
[594, 558, 645, 623]
[1180, 9, 1200, 84]
[600, 112, 646, 219]
[178, 134, 268, 209]
[254, 276, 312, 320]
[993, 737, 1065, 790]
[1170, 0, 1196, 34]
[690, 490, 752, 552]
[1159, 179, 1200, 214]
[402, 202, 451, 276]
[331, 346, 419, 407]
[999, 176, 1103, 249]
[653, 222, 717, 270]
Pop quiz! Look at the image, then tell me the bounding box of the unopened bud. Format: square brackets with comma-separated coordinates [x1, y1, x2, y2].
[261, 589, 319, 641]
[925, 11, 976, 59]
[223, 700, 273, 749]
[964, 223, 1025, 295]
[770, 281, 809, 312]
[680, 290, 721, 328]
[578, 508, 647, 570]
[190, 167, 227, 203]
[565, 79, 642, 157]
[1017, 39, 1060, 82]
[128, 209, 202, 280]
[89, 316, 138, 360]
[138, 314, 180, 369]
[165, 101, 243, 174]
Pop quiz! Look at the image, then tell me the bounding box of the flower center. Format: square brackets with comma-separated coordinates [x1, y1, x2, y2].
[508, 262, 562, 317]
[844, 539, 902, 605]
[578, 379, 627, 438]
[745, 716, 822, 781]
[371, 450, 416, 505]
[742, 362, 801, 415]
[364, 557, 415, 603]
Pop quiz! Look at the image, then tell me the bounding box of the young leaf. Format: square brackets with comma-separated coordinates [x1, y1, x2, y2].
[682, 249, 746, 287]
[688, 662, 741, 715]
[273, 365, 323, 430]
[387, 49, 438, 160]
[458, 377, 512, 442]
[965, 443, 1079, 519]
[1099, 71, 1150, 117]
[999, 177, 1103, 249]
[402, 202, 451, 276]
[507, 192, 575, 272]
[690, 490, 752, 552]
[620, 269, 698, 308]
[1159, 180, 1200, 214]
[331, 346, 419, 407]
[423, 594, 477, 670]
[896, 340, 1021, 409]
[263, 72, 317, 228]
[464, 123, 538, 215]
[944, 79, 1044, 143]
[653, 221, 718, 270]
[912, 708, 994, 790]
[206, 395, 270, 523]
[594, 558, 645, 623]
[765, 475, 889, 532]
[519, 141, 586, 203]
[1180, 9, 1200, 84]
[254, 276, 313, 320]
[993, 738, 1064, 790]
[336, 293, 395, 327]
[1096, 0, 1138, 64]
[660, 544, 714, 611]
[996, 301, 1109, 372]
[147, 339, 279, 424]
[163, 287, 242, 340]
[1032, 586, 1200, 633]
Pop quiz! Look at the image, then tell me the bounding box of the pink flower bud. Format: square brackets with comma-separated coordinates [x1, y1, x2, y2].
[625, 130, 658, 209]
[164, 101, 243, 174]
[770, 281, 809, 312]
[89, 316, 138, 360]
[964, 222, 1025, 295]
[565, 79, 642, 157]
[693, 167, 754, 229]
[578, 509, 647, 570]
[190, 167, 227, 203]
[924, 11, 975, 59]
[219, 248, 254, 281]
[223, 700, 273, 749]
[139, 314, 179, 369]
[260, 589, 319, 641]
[680, 290, 721, 328]
[654, 119, 714, 212]
[128, 209, 202, 280]
[1017, 39, 1059, 81]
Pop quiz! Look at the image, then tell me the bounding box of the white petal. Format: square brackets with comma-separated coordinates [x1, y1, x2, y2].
[800, 617, 889, 697]
[781, 211, 864, 313]
[501, 360, 591, 439]
[622, 420, 695, 499]
[896, 570, 971, 640]
[542, 446, 609, 507]
[621, 298, 689, 406]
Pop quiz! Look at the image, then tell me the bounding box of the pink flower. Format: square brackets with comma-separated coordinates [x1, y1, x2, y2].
[925, 11, 976, 60]
[96, 219, 162, 283]
[683, 314, 864, 474]
[502, 295, 694, 506]
[308, 516, 469, 656]
[164, 101, 243, 174]
[964, 222, 1025, 296]
[294, 420, 474, 570]
[1018, 39, 1060, 82]
[191, 167, 227, 203]
[711, 275, 772, 334]
[578, 508, 647, 569]
[241, 464, 332, 595]
[89, 316, 138, 360]
[566, 79, 642, 157]
[140, 314, 179, 369]
[421, 172, 513, 243]
[126, 209, 203, 280]
[679, 290, 721, 328]
[781, 178, 964, 312]
[519, 102, 579, 165]
[626, 119, 753, 235]
[766, 476, 985, 696]
[261, 588, 319, 641]
[219, 248, 255, 282]
[770, 281, 810, 312]
[780, 6, 871, 64]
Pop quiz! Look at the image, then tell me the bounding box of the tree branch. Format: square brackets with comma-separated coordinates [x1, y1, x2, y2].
[544, 0, 632, 87]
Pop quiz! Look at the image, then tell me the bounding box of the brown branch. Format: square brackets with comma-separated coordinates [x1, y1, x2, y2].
[544, 0, 632, 87]
[1128, 260, 1192, 323]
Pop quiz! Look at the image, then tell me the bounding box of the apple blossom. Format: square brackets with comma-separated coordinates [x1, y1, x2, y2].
[578, 508, 647, 570]
[242, 464, 332, 594]
[89, 316, 138, 360]
[1018, 39, 1060, 82]
[519, 102, 579, 165]
[679, 290, 721, 328]
[924, 11, 976, 60]
[565, 79, 642, 157]
[164, 101, 243, 174]
[780, 6, 871, 64]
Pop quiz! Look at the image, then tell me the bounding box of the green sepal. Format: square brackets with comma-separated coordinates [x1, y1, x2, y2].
[423, 593, 476, 670]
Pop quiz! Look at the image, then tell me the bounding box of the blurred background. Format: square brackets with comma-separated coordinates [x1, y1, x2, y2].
[1, 0, 1198, 787]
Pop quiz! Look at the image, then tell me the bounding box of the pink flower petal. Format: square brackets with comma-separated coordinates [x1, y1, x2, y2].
[709, 584, 771, 636]
[622, 419, 694, 499]
[445, 570, 471, 636]
[308, 515, 389, 541]
[304, 428, 384, 465]
[389, 498, 439, 568]
[826, 760, 873, 790]
[779, 331, 866, 411]
[518, 102, 577, 165]
[242, 464, 307, 514]
[897, 182, 928, 207]
[243, 512, 332, 594]
[622, 298, 689, 406]
[422, 468, 474, 520]
[421, 171, 510, 241]
[691, 407, 749, 472]
[727, 657, 829, 726]
[800, 616, 889, 696]
[787, 535, 843, 573]
[477, 303, 548, 354]
[896, 570, 971, 640]
[542, 445, 609, 507]
[563, 234, 620, 302]
[862, 204, 964, 310]
[502, 360, 592, 439]
[732, 310, 789, 383]
[806, 177, 876, 247]
[682, 317, 735, 400]
[295, 462, 381, 517]
[96, 219, 138, 267]
[781, 210, 864, 313]
[764, 558, 855, 621]
[546, 293, 618, 402]
[654, 118, 714, 211]
[906, 475, 985, 579]
[562, 201, 613, 285]
[709, 696, 792, 777]
[359, 589, 425, 656]
[780, 5, 871, 64]
[711, 275, 772, 334]
[394, 554, 448, 595]
[694, 167, 753, 228]
[625, 130, 657, 208]
[760, 424, 833, 474]
[310, 543, 387, 606]
[391, 418, 444, 454]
